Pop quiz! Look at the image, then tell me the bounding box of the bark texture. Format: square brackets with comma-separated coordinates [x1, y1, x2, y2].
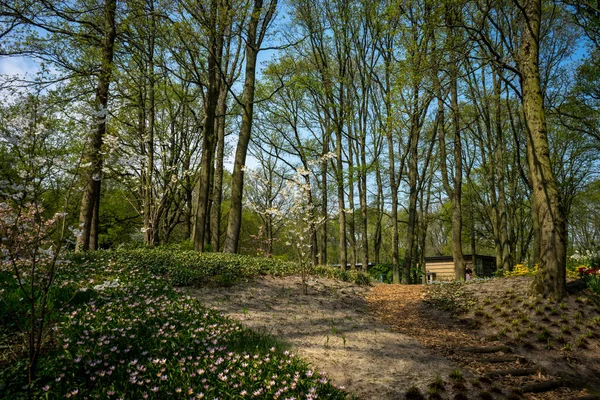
[75, 0, 117, 252]
[224, 0, 277, 253]
[519, 0, 567, 299]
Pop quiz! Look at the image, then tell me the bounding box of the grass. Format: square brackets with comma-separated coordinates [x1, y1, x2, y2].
[0, 252, 351, 400]
[449, 369, 464, 382]
[428, 375, 445, 392]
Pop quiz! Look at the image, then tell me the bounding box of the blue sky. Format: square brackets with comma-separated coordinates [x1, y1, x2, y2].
[0, 56, 40, 77]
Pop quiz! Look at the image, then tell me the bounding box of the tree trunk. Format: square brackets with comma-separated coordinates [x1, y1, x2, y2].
[90, 192, 100, 250]
[347, 134, 356, 269]
[387, 126, 400, 283]
[75, 0, 117, 252]
[493, 71, 512, 272]
[374, 159, 383, 265]
[224, 0, 277, 253]
[358, 124, 368, 273]
[403, 101, 420, 284]
[519, 0, 567, 299]
[211, 86, 227, 251]
[144, 2, 156, 247]
[320, 133, 328, 265]
[336, 124, 347, 270]
[194, 0, 222, 252]
[448, 20, 465, 281]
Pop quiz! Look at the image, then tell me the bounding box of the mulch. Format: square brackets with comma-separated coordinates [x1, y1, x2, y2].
[366, 284, 478, 355]
[365, 283, 597, 400]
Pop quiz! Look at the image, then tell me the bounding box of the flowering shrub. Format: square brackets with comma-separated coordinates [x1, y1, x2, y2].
[577, 266, 600, 276]
[570, 250, 600, 268]
[0, 201, 68, 384]
[503, 264, 538, 277]
[248, 225, 279, 258]
[65, 250, 373, 290]
[578, 266, 600, 294]
[1, 259, 350, 399]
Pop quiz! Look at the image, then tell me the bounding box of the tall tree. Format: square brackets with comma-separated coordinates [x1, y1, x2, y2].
[76, 0, 118, 251]
[224, 0, 278, 253]
[519, 0, 567, 298]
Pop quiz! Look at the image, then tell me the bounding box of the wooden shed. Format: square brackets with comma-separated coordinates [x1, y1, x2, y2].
[424, 254, 497, 282]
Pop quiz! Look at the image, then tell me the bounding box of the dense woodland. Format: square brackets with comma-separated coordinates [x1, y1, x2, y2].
[0, 0, 599, 298]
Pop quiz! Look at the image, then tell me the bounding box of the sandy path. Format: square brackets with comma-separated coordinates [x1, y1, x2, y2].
[189, 275, 457, 399]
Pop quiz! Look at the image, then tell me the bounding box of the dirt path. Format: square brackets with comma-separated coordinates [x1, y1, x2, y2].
[189, 275, 457, 399]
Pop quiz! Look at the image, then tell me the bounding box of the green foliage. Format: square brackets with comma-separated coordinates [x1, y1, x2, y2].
[69, 249, 302, 287]
[66, 250, 372, 288]
[312, 265, 372, 286]
[586, 274, 600, 294]
[368, 263, 394, 283]
[424, 282, 477, 314]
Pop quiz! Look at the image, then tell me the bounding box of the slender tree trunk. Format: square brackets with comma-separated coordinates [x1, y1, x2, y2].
[211, 86, 227, 251]
[320, 132, 329, 265]
[75, 0, 117, 252]
[493, 71, 512, 272]
[194, 0, 222, 252]
[224, 0, 277, 253]
[383, 59, 401, 283]
[403, 100, 420, 284]
[358, 125, 368, 273]
[448, 21, 465, 281]
[90, 192, 100, 250]
[144, 2, 156, 247]
[387, 129, 400, 283]
[306, 176, 319, 267]
[336, 124, 347, 270]
[347, 134, 356, 269]
[374, 159, 383, 265]
[519, 0, 567, 298]
[419, 160, 434, 283]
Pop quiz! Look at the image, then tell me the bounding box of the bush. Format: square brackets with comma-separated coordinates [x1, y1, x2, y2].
[368, 263, 394, 283]
[312, 265, 372, 286]
[503, 264, 538, 277]
[578, 266, 600, 294]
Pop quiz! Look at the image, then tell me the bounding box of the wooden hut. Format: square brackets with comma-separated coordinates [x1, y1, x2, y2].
[424, 254, 496, 282]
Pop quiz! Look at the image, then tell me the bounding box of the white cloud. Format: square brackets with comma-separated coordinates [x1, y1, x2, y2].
[0, 57, 40, 77]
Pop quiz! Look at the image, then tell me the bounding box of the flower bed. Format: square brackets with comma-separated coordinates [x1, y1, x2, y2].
[578, 266, 600, 294]
[0, 257, 350, 399]
[67, 250, 370, 288]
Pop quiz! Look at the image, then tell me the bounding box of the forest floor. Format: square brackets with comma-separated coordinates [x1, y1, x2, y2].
[190, 275, 600, 400]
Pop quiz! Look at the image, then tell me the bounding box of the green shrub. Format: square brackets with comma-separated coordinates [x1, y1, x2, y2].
[368, 263, 394, 283]
[587, 274, 600, 294]
[312, 265, 371, 286]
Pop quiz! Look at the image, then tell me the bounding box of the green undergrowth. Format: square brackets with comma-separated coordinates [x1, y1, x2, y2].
[0, 255, 352, 399]
[68, 249, 371, 287]
[312, 265, 372, 286]
[424, 281, 478, 314]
